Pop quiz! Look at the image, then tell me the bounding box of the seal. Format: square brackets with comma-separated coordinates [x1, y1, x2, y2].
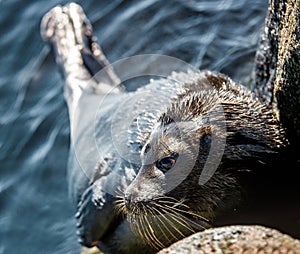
[40, 2, 298, 254]
[118, 71, 285, 249]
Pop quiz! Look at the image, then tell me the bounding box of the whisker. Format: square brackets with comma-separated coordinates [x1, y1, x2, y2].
[132, 215, 143, 240]
[115, 188, 125, 199]
[150, 206, 181, 242]
[123, 194, 211, 249]
[153, 200, 210, 223]
[114, 198, 125, 204]
[141, 204, 162, 249]
[160, 207, 196, 233]
[146, 206, 170, 246]
[154, 207, 186, 238]
[152, 196, 178, 202]
[156, 198, 189, 208]
[138, 214, 157, 249]
[153, 202, 209, 230]
[142, 206, 165, 249]
[152, 196, 187, 206]
[114, 204, 123, 214]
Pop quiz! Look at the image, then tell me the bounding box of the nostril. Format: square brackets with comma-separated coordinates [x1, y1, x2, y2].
[124, 195, 132, 210]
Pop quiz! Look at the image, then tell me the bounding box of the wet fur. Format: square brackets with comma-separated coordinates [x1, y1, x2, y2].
[120, 71, 286, 249]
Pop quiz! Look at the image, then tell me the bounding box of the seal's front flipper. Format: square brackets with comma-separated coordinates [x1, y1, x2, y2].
[40, 3, 122, 97]
[76, 184, 116, 248]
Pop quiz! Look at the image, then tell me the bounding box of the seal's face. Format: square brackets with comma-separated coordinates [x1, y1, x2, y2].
[129, 121, 202, 199]
[117, 120, 218, 249]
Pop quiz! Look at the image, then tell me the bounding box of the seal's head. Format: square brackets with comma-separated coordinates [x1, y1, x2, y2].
[116, 73, 286, 249]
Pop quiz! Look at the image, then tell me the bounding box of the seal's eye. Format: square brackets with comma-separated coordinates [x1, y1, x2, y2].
[156, 153, 178, 173]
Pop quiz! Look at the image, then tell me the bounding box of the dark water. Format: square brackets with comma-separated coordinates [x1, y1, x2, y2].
[0, 0, 270, 253]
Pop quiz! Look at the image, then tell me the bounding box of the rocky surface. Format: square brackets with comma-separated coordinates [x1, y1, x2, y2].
[254, 0, 300, 145]
[158, 225, 300, 254]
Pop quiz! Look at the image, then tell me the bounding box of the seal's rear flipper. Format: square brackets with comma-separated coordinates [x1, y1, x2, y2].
[80, 47, 122, 90]
[40, 2, 122, 98]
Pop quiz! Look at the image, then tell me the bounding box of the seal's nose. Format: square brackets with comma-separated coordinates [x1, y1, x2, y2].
[124, 187, 141, 211]
[124, 194, 132, 210]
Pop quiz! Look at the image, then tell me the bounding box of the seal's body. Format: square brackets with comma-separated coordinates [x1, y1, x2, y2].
[41, 3, 289, 254]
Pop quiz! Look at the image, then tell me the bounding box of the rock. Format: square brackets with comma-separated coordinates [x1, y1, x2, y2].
[157, 225, 300, 254]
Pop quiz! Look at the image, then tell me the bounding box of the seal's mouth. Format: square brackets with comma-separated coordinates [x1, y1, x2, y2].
[115, 195, 211, 249]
